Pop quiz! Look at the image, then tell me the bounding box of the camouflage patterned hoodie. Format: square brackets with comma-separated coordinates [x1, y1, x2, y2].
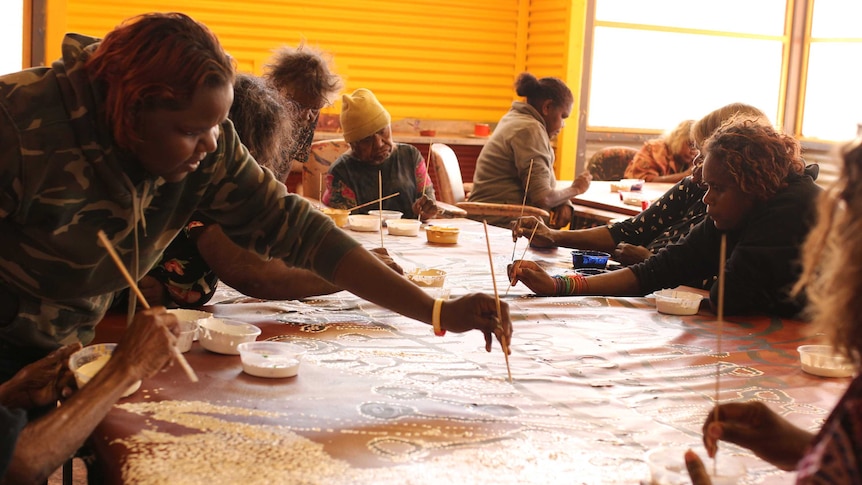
[0, 33, 357, 352]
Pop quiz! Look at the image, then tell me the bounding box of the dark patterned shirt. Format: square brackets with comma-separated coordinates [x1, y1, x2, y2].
[323, 143, 435, 217]
[608, 177, 707, 252]
[796, 373, 862, 483]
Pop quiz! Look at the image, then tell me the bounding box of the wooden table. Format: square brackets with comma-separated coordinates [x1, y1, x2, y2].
[87, 218, 844, 484]
[568, 181, 676, 223]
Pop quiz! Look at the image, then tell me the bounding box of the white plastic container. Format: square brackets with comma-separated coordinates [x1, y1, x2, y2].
[69, 344, 141, 398]
[644, 447, 745, 485]
[348, 214, 381, 232]
[653, 289, 703, 316]
[197, 317, 261, 355]
[237, 341, 305, 378]
[387, 219, 421, 236]
[176, 320, 198, 353]
[368, 210, 403, 225]
[798, 345, 854, 378]
[167, 308, 212, 341]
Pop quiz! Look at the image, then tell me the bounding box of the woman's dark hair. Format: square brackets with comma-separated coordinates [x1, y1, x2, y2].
[702, 117, 804, 202]
[794, 137, 862, 368]
[264, 42, 342, 108]
[86, 12, 235, 149]
[514, 72, 573, 111]
[230, 74, 294, 179]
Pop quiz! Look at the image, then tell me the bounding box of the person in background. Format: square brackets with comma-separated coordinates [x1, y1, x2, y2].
[623, 119, 698, 183]
[513, 103, 772, 266]
[0, 308, 177, 484]
[509, 117, 820, 318]
[468, 72, 592, 229]
[263, 41, 343, 169]
[323, 88, 438, 221]
[686, 135, 862, 484]
[0, 12, 511, 383]
[134, 74, 401, 308]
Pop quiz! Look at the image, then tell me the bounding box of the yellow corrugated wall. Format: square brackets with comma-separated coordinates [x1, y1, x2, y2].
[524, 0, 585, 178]
[45, 0, 585, 175]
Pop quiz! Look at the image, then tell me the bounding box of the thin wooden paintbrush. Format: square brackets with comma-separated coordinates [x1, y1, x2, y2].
[483, 220, 513, 383]
[97, 230, 199, 383]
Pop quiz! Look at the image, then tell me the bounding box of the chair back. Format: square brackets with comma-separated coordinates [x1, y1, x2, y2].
[585, 146, 638, 181]
[429, 143, 466, 204]
[302, 138, 350, 199]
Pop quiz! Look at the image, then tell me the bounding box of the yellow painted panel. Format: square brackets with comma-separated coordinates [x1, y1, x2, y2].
[47, 0, 583, 172]
[52, 0, 524, 125]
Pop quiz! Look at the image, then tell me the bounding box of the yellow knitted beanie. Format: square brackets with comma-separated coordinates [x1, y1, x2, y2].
[340, 88, 391, 143]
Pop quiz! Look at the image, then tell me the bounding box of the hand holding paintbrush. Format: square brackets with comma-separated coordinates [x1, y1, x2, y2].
[97, 230, 199, 383]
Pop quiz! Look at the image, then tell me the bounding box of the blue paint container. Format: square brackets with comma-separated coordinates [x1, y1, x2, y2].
[571, 250, 610, 269]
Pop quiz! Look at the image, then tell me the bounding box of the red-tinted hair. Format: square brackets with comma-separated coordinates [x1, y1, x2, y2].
[86, 12, 236, 148]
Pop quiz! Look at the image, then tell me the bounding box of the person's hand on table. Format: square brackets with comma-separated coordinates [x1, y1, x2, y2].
[0, 343, 81, 409]
[507, 260, 555, 296]
[440, 293, 512, 353]
[112, 307, 180, 380]
[138, 275, 168, 307]
[701, 402, 813, 471]
[369, 247, 404, 275]
[570, 171, 592, 194]
[412, 195, 439, 222]
[548, 204, 573, 230]
[685, 449, 712, 485]
[511, 216, 557, 247]
[613, 242, 653, 265]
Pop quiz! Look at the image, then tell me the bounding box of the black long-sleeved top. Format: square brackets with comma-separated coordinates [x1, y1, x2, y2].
[629, 171, 821, 318]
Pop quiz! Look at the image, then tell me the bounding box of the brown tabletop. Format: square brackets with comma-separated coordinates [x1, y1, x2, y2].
[570, 181, 676, 217]
[88, 219, 844, 484]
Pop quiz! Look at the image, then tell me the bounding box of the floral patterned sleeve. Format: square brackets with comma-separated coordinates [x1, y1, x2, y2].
[146, 220, 220, 308]
[796, 375, 862, 483]
[415, 155, 436, 200]
[322, 157, 358, 209]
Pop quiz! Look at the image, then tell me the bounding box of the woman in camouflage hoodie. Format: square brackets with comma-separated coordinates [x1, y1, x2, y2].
[0, 12, 511, 381]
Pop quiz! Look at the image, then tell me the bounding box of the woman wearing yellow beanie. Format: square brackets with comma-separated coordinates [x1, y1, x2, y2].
[323, 88, 438, 221]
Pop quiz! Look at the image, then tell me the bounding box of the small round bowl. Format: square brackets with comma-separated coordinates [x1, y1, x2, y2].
[348, 214, 382, 232]
[571, 250, 610, 269]
[388, 219, 421, 236]
[798, 345, 854, 378]
[237, 341, 305, 378]
[197, 317, 261, 355]
[406, 268, 447, 287]
[167, 308, 212, 342]
[323, 208, 349, 228]
[645, 447, 745, 485]
[176, 320, 198, 353]
[419, 129, 437, 137]
[368, 210, 403, 227]
[69, 344, 141, 397]
[426, 225, 459, 244]
[653, 289, 703, 316]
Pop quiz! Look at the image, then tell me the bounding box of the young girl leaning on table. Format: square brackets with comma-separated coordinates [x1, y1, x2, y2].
[508, 117, 821, 318]
[685, 134, 862, 483]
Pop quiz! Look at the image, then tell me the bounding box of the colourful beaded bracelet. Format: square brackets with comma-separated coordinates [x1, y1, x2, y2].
[552, 274, 589, 296]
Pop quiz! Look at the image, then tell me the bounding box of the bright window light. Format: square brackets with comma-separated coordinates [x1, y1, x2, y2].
[596, 0, 786, 35]
[0, 2, 23, 76]
[803, 43, 862, 141]
[588, 28, 781, 130]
